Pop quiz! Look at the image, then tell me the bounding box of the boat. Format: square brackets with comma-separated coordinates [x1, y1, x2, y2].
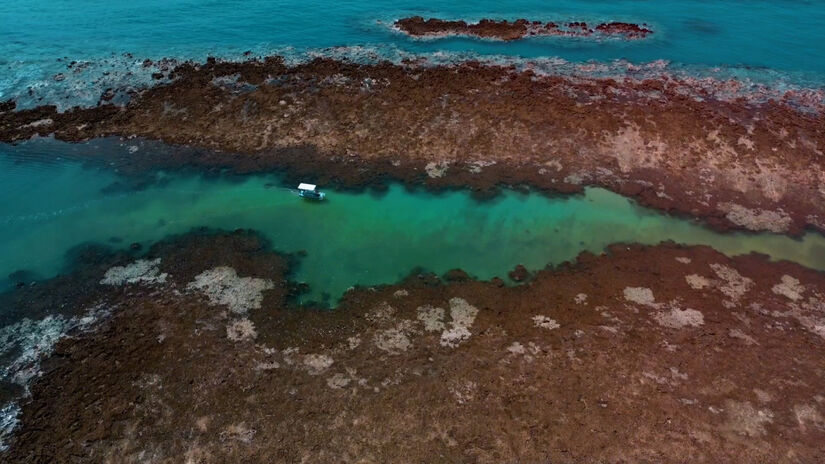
[297, 183, 326, 200]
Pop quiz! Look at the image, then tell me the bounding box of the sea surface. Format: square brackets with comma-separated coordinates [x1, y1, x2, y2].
[2, 0, 825, 108]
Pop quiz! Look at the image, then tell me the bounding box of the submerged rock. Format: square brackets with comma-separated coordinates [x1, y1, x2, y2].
[443, 269, 470, 282]
[508, 264, 529, 282]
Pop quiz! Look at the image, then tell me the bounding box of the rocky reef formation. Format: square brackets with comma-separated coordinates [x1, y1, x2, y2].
[394, 17, 654, 41]
[2, 56, 824, 236]
[2, 230, 825, 462]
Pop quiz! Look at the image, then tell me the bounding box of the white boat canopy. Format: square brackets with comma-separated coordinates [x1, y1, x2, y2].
[297, 183, 317, 191]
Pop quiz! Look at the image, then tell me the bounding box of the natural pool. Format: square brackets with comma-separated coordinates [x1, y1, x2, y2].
[2, 140, 825, 304]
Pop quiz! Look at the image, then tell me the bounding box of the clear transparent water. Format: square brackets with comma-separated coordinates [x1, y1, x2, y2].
[2, 140, 824, 304]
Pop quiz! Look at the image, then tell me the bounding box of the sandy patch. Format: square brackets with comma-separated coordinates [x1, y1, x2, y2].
[347, 335, 362, 350]
[100, 258, 168, 286]
[753, 389, 773, 403]
[424, 161, 449, 178]
[393, 289, 409, 298]
[685, 274, 711, 290]
[416, 305, 446, 332]
[532, 315, 560, 330]
[440, 298, 479, 348]
[710, 264, 753, 302]
[772, 275, 804, 301]
[719, 203, 791, 233]
[220, 423, 255, 444]
[365, 301, 396, 323]
[793, 404, 824, 432]
[186, 267, 274, 314]
[728, 328, 758, 345]
[21, 118, 53, 128]
[374, 323, 413, 355]
[722, 400, 774, 437]
[653, 307, 704, 329]
[326, 373, 351, 390]
[623, 287, 655, 306]
[226, 319, 257, 342]
[303, 354, 334, 375]
[507, 342, 526, 355]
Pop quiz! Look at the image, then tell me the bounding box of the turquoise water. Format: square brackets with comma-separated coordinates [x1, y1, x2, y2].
[2, 0, 825, 107]
[1, 1, 824, 299]
[2, 140, 825, 304]
[0, 1, 824, 300]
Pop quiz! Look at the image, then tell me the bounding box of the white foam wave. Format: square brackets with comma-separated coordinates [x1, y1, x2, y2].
[3, 45, 824, 112]
[0, 304, 110, 450]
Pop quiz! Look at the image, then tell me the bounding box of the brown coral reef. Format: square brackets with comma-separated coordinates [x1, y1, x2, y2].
[2, 231, 825, 463]
[394, 17, 654, 41]
[2, 56, 824, 235]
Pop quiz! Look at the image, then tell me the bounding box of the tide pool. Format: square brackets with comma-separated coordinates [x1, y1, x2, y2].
[2, 140, 824, 304]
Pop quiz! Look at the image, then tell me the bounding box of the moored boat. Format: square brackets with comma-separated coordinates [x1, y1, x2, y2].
[297, 183, 326, 200]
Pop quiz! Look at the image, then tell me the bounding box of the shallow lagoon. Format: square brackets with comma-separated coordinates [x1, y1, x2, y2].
[1, 140, 824, 304]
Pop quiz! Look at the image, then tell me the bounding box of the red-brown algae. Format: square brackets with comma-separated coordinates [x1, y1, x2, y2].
[394, 17, 653, 41]
[2, 57, 823, 235]
[3, 233, 825, 462]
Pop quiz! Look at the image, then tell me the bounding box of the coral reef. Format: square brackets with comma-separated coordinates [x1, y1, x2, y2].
[3, 56, 823, 235]
[1, 232, 824, 462]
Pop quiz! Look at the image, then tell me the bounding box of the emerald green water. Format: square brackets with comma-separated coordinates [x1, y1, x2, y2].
[2, 141, 825, 304]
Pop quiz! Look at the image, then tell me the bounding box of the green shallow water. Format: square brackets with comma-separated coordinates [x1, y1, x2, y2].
[2, 142, 825, 304]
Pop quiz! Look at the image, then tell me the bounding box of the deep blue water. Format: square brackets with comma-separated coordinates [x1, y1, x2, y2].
[2, 0, 825, 107]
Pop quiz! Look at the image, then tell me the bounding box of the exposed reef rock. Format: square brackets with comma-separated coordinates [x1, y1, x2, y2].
[1, 56, 825, 235]
[2, 232, 825, 462]
[0, 100, 15, 114]
[394, 17, 653, 41]
[595, 21, 654, 39]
